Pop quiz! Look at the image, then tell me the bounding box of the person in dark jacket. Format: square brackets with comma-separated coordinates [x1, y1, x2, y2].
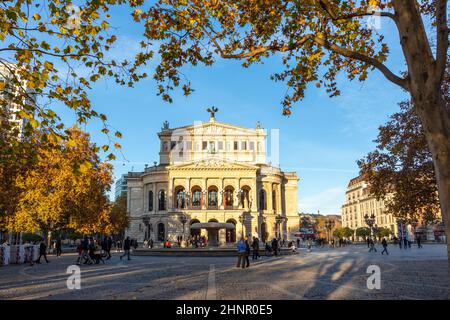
[381, 238, 389, 255]
[251, 237, 260, 260]
[417, 236, 422, 248]
[35, 241, 49, 263]
[55, 237, 62, 257]
[106, 236, 113, 260]
[120, 236, 131, 261]
[271, 238, 278, 257]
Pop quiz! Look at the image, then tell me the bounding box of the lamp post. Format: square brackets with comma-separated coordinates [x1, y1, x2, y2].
[239, 213, 246, 238]
[324, 218, 335, 244]
[178, 213, 188, 247]
[364, 213, 376, 239]
[142, 215, 150, 240]
[411, 219, 419, 242]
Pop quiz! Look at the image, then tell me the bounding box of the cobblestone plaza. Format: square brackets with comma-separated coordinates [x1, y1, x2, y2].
[1, 244, 449, 300]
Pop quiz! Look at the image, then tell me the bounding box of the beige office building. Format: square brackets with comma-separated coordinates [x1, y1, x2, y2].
[341, 175, 399, 239]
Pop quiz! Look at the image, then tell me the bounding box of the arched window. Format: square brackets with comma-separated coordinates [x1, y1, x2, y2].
[175, 186, 186, 209]
[272, 188, 277, 211]
[240, 186, 251, 209]
[191, 186, 202, 207]
[158, 190, 166, 211]
[259, 189, 267, 210]
[208, 186, 218, 208]
[148, 190, 153, 211]
[224, 186, 234, 208]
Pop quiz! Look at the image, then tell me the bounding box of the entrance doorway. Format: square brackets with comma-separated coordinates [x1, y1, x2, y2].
[157, 223, 165, 241]
[190, 219, 201, 238]
[226, 219, 237, 243]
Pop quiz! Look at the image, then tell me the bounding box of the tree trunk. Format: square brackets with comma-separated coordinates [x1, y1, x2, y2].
[413, 93, 450, 266]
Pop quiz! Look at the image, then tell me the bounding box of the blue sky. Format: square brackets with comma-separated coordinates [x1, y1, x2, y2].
[57, 7, 410, 215]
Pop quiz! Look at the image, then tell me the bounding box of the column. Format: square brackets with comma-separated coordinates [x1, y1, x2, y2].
[168, 177, 174, 210]
[202, 178, 207, 209]
[152, 183, 156, 214]
[268, 182, 273, 213]
[220, 178, 225, 209]
[186, 178, 191, 207]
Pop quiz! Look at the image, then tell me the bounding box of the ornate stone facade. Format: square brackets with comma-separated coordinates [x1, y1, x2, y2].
[125, 113, 299, 245]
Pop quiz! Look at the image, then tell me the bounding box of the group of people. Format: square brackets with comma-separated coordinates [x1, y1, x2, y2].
[76, 236, 113, 265]
[237, 236, 292, 269]
[367, 236, 424, 255]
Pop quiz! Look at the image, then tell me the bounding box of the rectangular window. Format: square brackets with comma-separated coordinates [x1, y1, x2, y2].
[202, 141, 208, 150]
[249, 141, 255, 151]
[234, 141, 239, 150]
[218, 141, 223, 150]
[241, 141, 247, 150]
[170, 141, 176, 150]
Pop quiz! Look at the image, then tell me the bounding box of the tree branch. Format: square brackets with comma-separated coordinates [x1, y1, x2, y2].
[435, 0, 448, 85]
[318, 0, 397, 22]
[311, 36, 409, 91]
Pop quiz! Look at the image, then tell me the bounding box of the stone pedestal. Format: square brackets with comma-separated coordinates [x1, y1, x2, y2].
[219, 229, 226, 246]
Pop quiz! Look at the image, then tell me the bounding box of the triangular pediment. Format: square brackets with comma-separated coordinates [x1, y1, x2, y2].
[168, 157, 259, 170]
[159, 120, 265, 137]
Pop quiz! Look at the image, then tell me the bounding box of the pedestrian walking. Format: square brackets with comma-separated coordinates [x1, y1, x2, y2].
[251, 236, 260, 260]
[120, 236, 131, 261]
[381, 238, 389, 255]
[106, 236, 113, 259]
[55, 237, 62, 258]
[149, 238, 154, 249]
[35, 241, 49, 263]
[367, 237, 370, 248]
[271, 238, 278, 257]
[236, 237, 246, 268]
[417, 236, 422, 248]
[368, 238, 377, 253]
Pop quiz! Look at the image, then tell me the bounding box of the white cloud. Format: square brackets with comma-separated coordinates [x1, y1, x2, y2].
[299, 187, 346, 215]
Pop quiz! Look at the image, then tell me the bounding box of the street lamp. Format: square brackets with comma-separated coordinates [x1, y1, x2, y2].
[364, 213, 376, 239]
[142, 215, 150, 241]
[178, 213, 188, 246]
[410, 219, 419, 242]
[238, 213, 245, 238]
[324, 218, 335, 243]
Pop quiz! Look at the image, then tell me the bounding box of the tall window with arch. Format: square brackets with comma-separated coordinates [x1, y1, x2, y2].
[191, 187, 202, 207]
[272, 188, 277, 211]
[148, 190, 153, 211]
[175, 187, 186, 209]
[158, 190, 166, 211]
[259, 189, 267, 210]
[224, 186, 234, 208]
[208, 186, 218, 208]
